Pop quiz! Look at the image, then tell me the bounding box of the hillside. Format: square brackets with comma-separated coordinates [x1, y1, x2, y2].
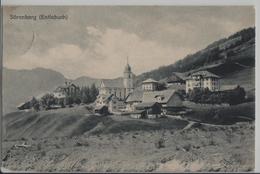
[2, 107, 254, 172]
[2, 106, 188, 140]
[135, 27, 255, 85]
[2, 68, 66, 114]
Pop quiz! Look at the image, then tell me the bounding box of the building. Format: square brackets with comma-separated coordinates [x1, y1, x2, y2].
[126, 88, 184, 114]
[125, 89, 143, 111]
[142, 78, 159, 91]
[135, 102, 162, 119]
[164, 72, 187, 86]
[186, 70, 220, 93]
[54, 81, 80, 98]
[98, 60, 134, 101]
[142, 89, 183, 114]
[95, 94, 126, 113]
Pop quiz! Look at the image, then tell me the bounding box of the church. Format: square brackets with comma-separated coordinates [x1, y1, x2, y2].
[96, 59, 134, 106]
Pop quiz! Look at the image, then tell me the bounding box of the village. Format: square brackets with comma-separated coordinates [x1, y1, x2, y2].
[16, 58, 247, 121]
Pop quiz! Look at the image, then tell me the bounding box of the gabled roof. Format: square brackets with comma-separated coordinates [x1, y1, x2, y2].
[142, 78, 158, 84]
[101, 78, 124, 88]
[142, 89, 176, 104]
[191, 70, 220, 78]
[126, 90, 143, 102]
[167, 72, 188, 82]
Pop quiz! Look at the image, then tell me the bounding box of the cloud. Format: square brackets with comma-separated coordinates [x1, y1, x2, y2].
[3, 6, 254, 79]
[4, 27, 195, 79]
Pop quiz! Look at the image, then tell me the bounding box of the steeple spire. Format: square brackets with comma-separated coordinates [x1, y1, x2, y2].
[127, 56, 129, 65]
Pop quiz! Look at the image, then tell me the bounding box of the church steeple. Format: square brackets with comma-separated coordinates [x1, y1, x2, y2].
[124, 56, 131, 73]
[123, 56, 134, 97]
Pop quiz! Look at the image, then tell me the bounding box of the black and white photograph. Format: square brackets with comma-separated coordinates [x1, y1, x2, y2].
[1, 2, 258, 172]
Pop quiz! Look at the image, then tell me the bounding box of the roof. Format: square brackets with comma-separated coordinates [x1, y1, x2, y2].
[126, 90, 143, 102]
[142, 78, 158, 84]
[135, 102, 160, 109]
[167, 72, 188, 82]
[101, 78, 124, 88]
[142, 89, 176, 104]
[190, 70, 220, 78]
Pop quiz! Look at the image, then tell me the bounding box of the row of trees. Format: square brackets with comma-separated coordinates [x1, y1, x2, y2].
[30, 83, 99, 111]
[187, 86, 246, 105]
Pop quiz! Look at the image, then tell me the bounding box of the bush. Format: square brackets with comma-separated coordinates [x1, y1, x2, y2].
[188, 86, 246, 105]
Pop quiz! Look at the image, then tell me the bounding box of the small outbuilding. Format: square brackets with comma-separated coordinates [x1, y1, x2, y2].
[94, 105, 109, 116]
[135, 102, 162, 119]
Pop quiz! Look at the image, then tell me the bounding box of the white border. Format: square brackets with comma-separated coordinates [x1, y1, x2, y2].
[1, 0, 260, 172]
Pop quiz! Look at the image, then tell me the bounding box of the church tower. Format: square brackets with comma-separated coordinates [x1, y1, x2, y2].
[123, 57, 134, 98]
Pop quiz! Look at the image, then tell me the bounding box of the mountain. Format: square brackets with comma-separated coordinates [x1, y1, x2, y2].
[135, 27, 255, 86]
[72, 76, 101, 87]
[2, 67, 66, 114]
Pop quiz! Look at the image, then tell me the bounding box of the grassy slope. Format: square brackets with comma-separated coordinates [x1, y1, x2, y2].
[220, 67, 255, 91]
[3, 106, 188, 140]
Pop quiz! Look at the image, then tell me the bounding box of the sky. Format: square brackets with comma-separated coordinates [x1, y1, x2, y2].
[3, 6, 255, 79]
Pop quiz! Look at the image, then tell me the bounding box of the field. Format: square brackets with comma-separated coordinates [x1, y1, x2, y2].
[2, 105, 255, 172]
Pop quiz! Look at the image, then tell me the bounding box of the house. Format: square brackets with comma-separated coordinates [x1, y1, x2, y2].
[186, 70, 220, 93]
[108, 96, 126, 113]
[17, 101, 31, 110]
[95, 94, 126, 113]
[142, 89, 184, 114]
[98, 61, 134, 100]
[135, 102, 162, 119]
[142, 78, 159, 91]
[54, 81, 80, 98]
[94, 105, 109, 116]
[164, 72, 187, 86]
[125, 90, 143, 111]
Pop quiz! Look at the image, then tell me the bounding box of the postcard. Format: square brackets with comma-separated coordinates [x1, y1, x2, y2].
[1, 3, 257, 173]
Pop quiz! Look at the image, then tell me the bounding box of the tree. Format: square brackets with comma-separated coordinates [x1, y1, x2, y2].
[30, 97, 40, 111]
[41, 93, 56, 109]
[90, 83, 99, 102]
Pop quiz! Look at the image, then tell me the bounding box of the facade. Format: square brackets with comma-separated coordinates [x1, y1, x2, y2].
[142, 78, 159, 91]
[126, 88, 184, 114]
[95, 94, 126, 113]
[186, 70, 220, 93]
[54, 81, 80, 98]
[125, 90, 143, 111]
[98, 62, 134, 101]
[135, 102, 162, 119]
[164, 72, 187, 86]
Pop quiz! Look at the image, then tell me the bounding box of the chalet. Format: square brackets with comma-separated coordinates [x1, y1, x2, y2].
[142, 89, 183, 114]
[125, 90, 143, 111]
[186, 70, 220, 93]
[135, 102, 162, 119]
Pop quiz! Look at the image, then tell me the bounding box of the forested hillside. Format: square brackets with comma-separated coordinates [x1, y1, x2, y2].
[135, 27, 255, 84]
